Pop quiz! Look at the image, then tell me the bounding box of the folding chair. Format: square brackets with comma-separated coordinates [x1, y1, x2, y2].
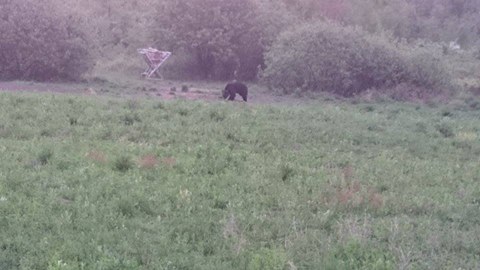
[137, 48, 172, 79]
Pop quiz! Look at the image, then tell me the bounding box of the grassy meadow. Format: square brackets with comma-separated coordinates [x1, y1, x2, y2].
[0, 91, 480, 269]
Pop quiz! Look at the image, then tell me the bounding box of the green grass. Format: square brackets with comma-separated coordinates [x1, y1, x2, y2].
[0, 92, 480, 269]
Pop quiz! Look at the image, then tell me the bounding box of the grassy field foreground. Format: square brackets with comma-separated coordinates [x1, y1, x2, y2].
[0, 92, 479, 269]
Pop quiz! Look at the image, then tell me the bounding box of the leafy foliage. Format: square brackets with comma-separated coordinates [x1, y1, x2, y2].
[280, 0, 480, 48]
[281, 0, 349, 21]
[1, 0, 479, 85]
[247, 248, 287, 270]
[263, 22, 452, 96]
[154, 0, 263, 80]
[323, 241, 395, 270]
[0, 0, 92, 81]
[345, 0, 480, 48]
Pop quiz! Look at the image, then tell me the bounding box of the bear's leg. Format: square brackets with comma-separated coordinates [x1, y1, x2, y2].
[240, 93, 247, 102]
[228, 91, 236, 101]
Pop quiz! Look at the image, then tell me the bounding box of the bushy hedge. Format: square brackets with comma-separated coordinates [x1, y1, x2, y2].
[154, 0, 263, 80]
[0, 0, 92, 81]
[262, 22, 452, 96]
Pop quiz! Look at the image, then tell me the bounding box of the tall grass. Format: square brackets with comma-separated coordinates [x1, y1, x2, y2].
[0, 92, 479, 269]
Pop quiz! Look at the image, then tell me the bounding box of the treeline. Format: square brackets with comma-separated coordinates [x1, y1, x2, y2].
[1, 0, 479, 95]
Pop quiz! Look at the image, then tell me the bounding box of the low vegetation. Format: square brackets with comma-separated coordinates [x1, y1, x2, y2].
[0, 1, 92, 81]
[264, 22, 454, 97]
[1, 92, 479, 269]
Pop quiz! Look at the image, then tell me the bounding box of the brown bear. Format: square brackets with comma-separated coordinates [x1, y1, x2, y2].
[223, 81, 248, 102]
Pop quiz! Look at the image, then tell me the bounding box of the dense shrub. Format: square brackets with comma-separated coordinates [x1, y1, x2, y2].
[153, 0, 300, 81]
[323, 241, 395, 270]
[153, 0, 263, 80]
[0, 0, 92, 81]
[345, 0, 480, 48]
[262, 22, 453, 97]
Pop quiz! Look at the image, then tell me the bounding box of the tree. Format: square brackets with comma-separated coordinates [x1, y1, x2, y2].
[153, 0, 263, 80]
[281, 0, 348, 21]
[345, 0, 480, 47]
[0, 0, 92, 81]
[54, 0, 160, 57]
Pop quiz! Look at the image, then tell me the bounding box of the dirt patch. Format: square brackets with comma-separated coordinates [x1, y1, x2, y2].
[0, 80, 304, 105]
[0, 81, 224, 101]
[0, 81, 84, 94]
[147, 87, 222, 101]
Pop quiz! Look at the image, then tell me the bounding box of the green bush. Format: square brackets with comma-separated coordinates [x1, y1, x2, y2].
[323, 241, 395, 270]
[113, 156, 134, 172]
[0, 0, 92, 81]
[37, 148, 54, 166]
[262, 22, 452, 97]
[247, 248, 287, 270]
[153, 0, 264, 80]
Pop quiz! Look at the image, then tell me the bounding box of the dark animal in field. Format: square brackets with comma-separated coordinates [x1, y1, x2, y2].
[223, 81, 248, 102]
